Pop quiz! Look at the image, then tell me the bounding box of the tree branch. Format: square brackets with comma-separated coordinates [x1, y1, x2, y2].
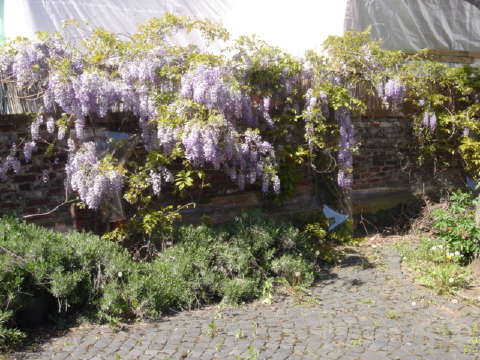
[23, 199, 79, 220]
[0, 244, 28, 266]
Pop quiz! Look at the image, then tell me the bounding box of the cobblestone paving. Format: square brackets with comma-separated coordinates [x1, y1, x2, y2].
[11, 244, 480, 359]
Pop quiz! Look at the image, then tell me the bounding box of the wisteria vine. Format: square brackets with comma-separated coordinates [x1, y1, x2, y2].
[0, 17, 414, 215]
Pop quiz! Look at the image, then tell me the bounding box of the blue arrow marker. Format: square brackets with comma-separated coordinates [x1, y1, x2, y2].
[466, 176, 478, 191]
[104, 131, 130, 142]
[323, 205, 349, 231]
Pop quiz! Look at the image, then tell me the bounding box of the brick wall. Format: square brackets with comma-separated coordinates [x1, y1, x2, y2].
[0, 115, 71, 228]
[0, 112, 457, 229]
[353, 115, 414, 190]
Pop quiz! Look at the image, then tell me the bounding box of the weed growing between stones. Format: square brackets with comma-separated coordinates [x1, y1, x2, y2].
[397, 236, 471, 295]
[464, 324, 480, 354]
[385, 310, 400, 320]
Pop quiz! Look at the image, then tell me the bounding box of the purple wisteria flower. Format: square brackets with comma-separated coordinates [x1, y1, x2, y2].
[118, 48, 165, 86]
[12, 41, 49, 86]
[23, 141, 36, 162]
[30, 115, 43, 140]
[383, 78, 406, 106]
[0, 28, 290, 202]
[335, 107, 355, 189]
[422, 112, 437, 131]
[42, 170, 50, 183]
[0, 145, 21, 180]
[46, 116, 55, 134]
[179, 119, 279, 193]
[66, 142, 124, 209]
[149, 167, 174, 196]
[57, 126, 67, 140]
[180, 65, 263, 126]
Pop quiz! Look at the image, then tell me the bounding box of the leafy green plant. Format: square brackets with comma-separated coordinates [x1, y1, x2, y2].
[432, 191, 480, 263]
[0, 310, 25, 351]
[396, 236, 471, 295]
[270, 255, 314, 287]
[207, 320, 218, 338]
[222, 278, 260, 306]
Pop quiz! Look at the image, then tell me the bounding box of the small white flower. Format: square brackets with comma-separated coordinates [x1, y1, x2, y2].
[118, 271, 123, 278]
[455, 251, 460, 256]
[448, 278, 455, 283]
[411, 301, 417, 307]
[295, 272, 301, 278]
[431, 246, 437, 251]
[315, 250, 320, 256]
[451, 299, 458, 304]
[438, 245, 443, 249]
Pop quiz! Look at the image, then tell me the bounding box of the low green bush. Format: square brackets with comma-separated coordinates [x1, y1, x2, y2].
[0, 216, 134, 350]
[271, 255, 315, 287]
[431, 191, 480, 264]
[1, 211, 343, 350]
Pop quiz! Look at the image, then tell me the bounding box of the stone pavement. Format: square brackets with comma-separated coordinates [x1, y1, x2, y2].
[10, 243, 480, 359]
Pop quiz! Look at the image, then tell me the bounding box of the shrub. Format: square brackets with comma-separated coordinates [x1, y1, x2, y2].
[431, 191, 480, 264]
[0, 311, 25, 351]
[0, 216, 134, 349]
[221, 278, 261, 305]
[271, 255, 315, 287]
[0, 211, 335, 350]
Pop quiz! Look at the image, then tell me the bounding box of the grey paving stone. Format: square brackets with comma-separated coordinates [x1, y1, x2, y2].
[10, 245, 480, 360]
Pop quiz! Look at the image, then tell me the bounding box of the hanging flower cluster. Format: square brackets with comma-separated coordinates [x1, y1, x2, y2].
[180, 65, 260, 127]
[176, 63, 281, 192]
[0, 145, 21, 180]
[66, 142, 123, 209]
[149, 167, 174, 195]
[377, 78, 406, 107]
[422, 112, 437, 131]
[384, 78, 406, 105]
[335, 107, 354, 189]
[303, 87, 330, 149]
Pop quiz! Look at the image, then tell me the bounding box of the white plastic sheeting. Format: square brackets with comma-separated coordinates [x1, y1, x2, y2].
[4, 0, 348, 56]
[345, 0, 480, 52]
[5, 0, 230, 49]
[8, 1, 479, 55]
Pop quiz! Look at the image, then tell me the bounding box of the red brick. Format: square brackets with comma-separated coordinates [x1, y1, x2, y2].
[14, 175, 36, 182]
[26, 199, 48, 206]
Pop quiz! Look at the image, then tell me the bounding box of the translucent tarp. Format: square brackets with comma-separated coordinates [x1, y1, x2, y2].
[345, 0, 480, 53]
[4, 0, 348, 56]
[6, 1, 480, 56]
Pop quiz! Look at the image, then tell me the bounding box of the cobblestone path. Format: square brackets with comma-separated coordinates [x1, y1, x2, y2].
[11, 243, 480, 359]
